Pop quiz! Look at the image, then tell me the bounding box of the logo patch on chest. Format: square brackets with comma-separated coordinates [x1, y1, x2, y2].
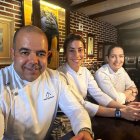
[43, 92, 54, 100]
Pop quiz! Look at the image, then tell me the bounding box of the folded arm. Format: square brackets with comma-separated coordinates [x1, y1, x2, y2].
[96, 102, 140, 121]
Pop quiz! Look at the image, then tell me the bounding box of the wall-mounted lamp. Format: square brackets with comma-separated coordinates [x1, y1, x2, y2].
[59, 47, 64, 52]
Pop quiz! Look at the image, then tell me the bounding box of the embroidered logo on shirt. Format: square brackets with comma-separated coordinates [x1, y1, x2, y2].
[43, 92, 54, 100]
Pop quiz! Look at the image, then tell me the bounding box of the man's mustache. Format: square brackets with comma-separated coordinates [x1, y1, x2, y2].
[30, 64, 42, 70]
[33, 65, 42, 70]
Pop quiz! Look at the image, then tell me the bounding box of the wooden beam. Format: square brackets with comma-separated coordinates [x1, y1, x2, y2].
[32, 0, 41, 27]
[46, 0, 72, 9]
[21, 0, 24, 26]
[65, 10, 70, 35]
[116, 18, 140, 28]
[89, 2, 140, 18]
[119, 28, 140, 33]
[118, 28, 140, 40]
[71, 0, 106, 10]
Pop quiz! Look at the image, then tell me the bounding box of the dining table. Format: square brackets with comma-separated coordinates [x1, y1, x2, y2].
[90, 91, 140, 140]
[92, 116, 140, 140]
[61, 91, 140, 140]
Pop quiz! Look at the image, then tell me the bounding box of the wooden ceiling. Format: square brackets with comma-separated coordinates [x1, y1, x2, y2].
[48, 0, 140, 30]
[72, 0, 140, 30]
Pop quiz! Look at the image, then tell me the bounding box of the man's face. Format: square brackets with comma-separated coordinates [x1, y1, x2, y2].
[107, 47, 124, 72]
[66, 40, 85, 72]
[11, 31, 48, 82]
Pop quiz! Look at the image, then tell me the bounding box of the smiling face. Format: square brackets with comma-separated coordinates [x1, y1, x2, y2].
[11, 30, 48, 82]
[66, 40, 85, 72]
[107, 47, 124, 72]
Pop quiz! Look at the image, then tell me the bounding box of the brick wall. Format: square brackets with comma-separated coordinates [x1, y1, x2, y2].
[0, 0, 22, 31]
[0, 0, 22, 68]
[0, 1, 118, 70]
[57, 10, 66, 66]
[59, 11, 118, 69]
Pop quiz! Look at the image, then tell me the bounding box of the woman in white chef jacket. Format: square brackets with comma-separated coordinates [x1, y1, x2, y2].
[95, 45, 138, 104]
[58, 33, 140, 121]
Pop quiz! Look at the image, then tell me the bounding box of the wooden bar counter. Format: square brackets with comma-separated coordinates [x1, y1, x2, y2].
[92, 116, 140, 140]
[92, 90, 140, 140]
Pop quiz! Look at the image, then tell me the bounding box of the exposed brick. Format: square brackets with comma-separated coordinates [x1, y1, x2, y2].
[1, 2, 13, 8]
[0, 0, 22, 34]
[6, 7, 21, 14]
[15, 22, 22, 27]
[14, 5, 21, 10]
[10, 0, 21, 6]
[14, 18, 22, 23]
[0, 6, 4, 10]
[15, 14, 22, 19]
[0, 11, 13, 17]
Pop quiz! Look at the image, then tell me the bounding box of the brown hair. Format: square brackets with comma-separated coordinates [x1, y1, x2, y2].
[63, 33, 85, 54]
[107, 45, 124, 57]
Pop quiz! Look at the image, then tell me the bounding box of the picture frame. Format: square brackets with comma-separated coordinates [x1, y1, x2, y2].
[103, 42, 115, 63]
[0, 15, 14, 65]
[87, 33, 94, 57]
[97, 42, 104, 61]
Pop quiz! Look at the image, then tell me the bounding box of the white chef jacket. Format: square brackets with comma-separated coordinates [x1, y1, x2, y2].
[58, 63, 113, 116]
[95, 64, 136, 104]
[0, 63, 91, 140]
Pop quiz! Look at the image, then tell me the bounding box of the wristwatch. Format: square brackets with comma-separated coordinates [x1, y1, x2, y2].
[115, 108, 121, 118]
[78, 127, 94, 138]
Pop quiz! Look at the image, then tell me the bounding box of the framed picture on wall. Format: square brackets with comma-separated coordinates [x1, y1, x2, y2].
[0, 15, 14, 65]
[40, 1, 65, 69]
[103, 42, 115, 62]
[87, 33, 94, 57]
[97, 42, 104, 61]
